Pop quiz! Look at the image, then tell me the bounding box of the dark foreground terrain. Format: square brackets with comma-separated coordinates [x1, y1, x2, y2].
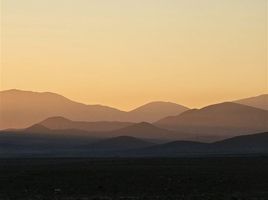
[0, 157, 268, 200]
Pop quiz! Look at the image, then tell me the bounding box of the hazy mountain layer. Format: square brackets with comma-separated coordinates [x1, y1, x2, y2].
[1, 130, 267, 157]
[40, 116, 134, 132]
[0, 89, 188, 129]
[234, 94, 268, 110]
[155, 102, 268, 138]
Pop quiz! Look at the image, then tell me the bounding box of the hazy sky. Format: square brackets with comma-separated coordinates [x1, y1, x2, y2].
[1, 0, 267, 110]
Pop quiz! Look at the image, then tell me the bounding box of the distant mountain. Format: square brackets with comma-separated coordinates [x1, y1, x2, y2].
[24, 124, 52, 133]
[5, 120, 218, 143]
[0, 89, 188, 129]
[106, 122, 208, 142]
[108, 122, 181, 140]
[126, 101, 189, 122]
[212, 132, 268, 153]
[234, 94, 268, 110]
[136, 132, 268, 157]
[134, 141, 207, 156]
[0, 89, 125, 130]
[39, 116, 193, 139]
[1, 128, 268, 157]
[40, 116, 133, 132]
[82, 136, 154, 151]
[155, 102, 268, 140]
[31, 119, 206, 142]
[0, 126, 99, 156]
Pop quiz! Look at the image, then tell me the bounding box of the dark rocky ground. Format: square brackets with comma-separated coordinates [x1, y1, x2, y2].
[0, 157, 268, 200]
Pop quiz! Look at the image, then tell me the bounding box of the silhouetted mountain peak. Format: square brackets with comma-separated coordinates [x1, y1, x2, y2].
[131, 101, 188, 112]
[256, 94, 268, 98]
[0, 89, 21, 93]
[24, 124, 51, 133]
[205, 131, 268, 146]
[235, 94, 268, 110]
[156, 101, 268, 140]
[109, 122, 173, 139]
[125, 101, 189, 122]
[0, 89, 67, 99]
[178, 102, 265, 117]
[41, 116, 72, 124]
[136, 121, 154, 127]
[200, 102, 246, 111]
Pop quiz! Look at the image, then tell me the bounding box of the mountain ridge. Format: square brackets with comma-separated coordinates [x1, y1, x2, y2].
[40, 116, 134, 132]
[0, 89, 189, 129]
[1, 130, 267, 157]
[234, 94, 268, 110]
[155, 102, 268, 139]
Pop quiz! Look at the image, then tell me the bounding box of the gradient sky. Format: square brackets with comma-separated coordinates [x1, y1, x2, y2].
[1, 0, 267, 110]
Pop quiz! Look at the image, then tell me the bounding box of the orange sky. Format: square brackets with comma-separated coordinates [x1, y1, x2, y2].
[1, 0, 267, 110]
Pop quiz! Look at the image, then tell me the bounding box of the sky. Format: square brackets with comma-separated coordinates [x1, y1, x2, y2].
[1, 0, 267, 110]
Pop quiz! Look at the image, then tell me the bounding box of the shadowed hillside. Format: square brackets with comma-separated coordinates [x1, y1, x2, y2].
[1, 125, 268, 157]
[155, 102, 268, 139]
[135, 132, 268, 157]
[234, 94, 268, 110]
[126, 101, 189, 122]
[107, 122, 194, 140]
[82, 136, 155, 151]
[40, 116, 134, 132]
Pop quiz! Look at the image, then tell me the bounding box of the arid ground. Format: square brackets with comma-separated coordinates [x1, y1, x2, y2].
[1, 157, 268, 200]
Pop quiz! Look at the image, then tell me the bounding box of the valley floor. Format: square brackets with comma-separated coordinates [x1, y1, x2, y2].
[0, 157, 268, 200]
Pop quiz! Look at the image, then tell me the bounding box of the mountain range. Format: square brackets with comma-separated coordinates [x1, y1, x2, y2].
[36, 102, 268, 141]
[1, 89, 267, 130]
[1, 89, 267, 141]
[2, 120, 199, 142]
[1, 89, 268, 157]
[155, 102, 268, 140]
[40, 116, 134, 132]
[1, 129, 267, 157]
[0, 89, 188, 129]
[133, 132, 268, 157]
[1, 100, 267, 148]
[234, 94, 268, 110]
